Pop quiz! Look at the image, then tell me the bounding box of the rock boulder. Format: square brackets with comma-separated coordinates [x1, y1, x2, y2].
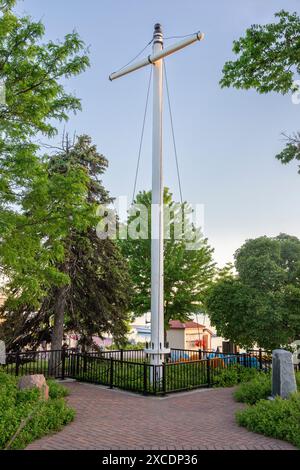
[18, 374, 49, 400]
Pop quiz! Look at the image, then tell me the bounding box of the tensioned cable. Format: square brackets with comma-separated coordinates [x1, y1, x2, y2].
[164, 32, 198, 40]
[110, 39, 153, 76]
[132, 66, 153, 203]
[163, 60, 183, 204]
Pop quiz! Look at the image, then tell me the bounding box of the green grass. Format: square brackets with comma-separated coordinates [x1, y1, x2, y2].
[0, 371, 75, 450]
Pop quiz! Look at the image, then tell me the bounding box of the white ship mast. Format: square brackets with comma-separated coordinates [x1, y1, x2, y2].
[109, 24, 204, 375]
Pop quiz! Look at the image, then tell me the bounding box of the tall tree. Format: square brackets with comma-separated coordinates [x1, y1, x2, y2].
[119, 189, 215, 331]
[0, 0, 90, 304]
[220, 10, 300, 171]
[205, 234, 300, 350]
[0, 135, 132, 351]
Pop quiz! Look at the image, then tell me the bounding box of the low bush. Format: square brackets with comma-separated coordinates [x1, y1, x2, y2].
[234, 373, 271, 404]
[234, 371, 300, 405]
[296, 371, 300, 389]
[212, 365, 259, 388]
[48, 379, 70, 399]
[236, 393, 300, 448]
[0, 371, 75, 449]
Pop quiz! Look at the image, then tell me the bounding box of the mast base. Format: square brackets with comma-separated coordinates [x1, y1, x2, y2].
[144, 347, 170, 357]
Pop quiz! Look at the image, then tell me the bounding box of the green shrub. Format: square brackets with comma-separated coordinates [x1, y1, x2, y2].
[47, 379, 70, 399]
[236, 393, 300, 448]
[212, 365, 259, 388]
[296, 371, 300, 390]
[234, 373, 271, 404]
[9, 397, 75, 449]
[234, 370, 300, 405]
[0, 371, 75, 450]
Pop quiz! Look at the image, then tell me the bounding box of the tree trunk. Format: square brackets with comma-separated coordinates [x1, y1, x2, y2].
[49, 284, 68, 376]
[51, 285, 68, 350]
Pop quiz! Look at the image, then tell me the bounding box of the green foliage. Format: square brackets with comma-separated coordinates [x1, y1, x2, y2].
[212, 365, 259, 388]
[276, 133, 300, 173]
[0, 2, 89, 140]
[48, 379, 69, 399]
[1, 135, 132, 351]
[0, 371, 74, 449]
[296, 371, 300, 389]
[206, 234, 300, 349]
[220, 10, 300, 94]
[0, 1, 16, 10]
[220, 10, 300, 173]
[236, 393, 300, 448]
[0, 0, 90, 310]
[234, 373, 271, 404]
[119, 188, 215, 327]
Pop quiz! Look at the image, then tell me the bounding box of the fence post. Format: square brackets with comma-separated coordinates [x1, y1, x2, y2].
[120, 348, 124, 369]
[249, 353, 252, 368]
[110, 357, 114, 389]
[70, 351, 76, 377]
[162, 363, 166, 396]
[61, 349, 66, 380]
[206, 358, 211, 387]
[83, 352, 87, 374]
[143, 362, 148, 395]
[76, 353, 80, 376]
[259, 348, 262, 370]
[15, 351, 20, 377]
[198, 349, 202, 360]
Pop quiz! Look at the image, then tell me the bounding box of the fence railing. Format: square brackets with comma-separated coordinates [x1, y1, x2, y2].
[4, 349, 70, 378]
[93, 349, 147, 362]
[1, 347, 276, 395]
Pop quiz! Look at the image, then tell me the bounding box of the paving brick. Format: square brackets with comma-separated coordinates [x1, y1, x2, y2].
[26, 383, 295, 450]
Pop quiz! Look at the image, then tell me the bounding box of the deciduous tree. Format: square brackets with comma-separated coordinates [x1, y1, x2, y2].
[1, 136, 132, 351]
[206, 234, 300, 349]
[119, 189, 215, 331]
[0, 0, 90, 304]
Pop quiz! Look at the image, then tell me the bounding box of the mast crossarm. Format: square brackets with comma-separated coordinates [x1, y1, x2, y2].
[109, 31, 204, 81]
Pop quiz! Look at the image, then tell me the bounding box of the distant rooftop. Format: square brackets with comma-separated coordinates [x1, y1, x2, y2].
[169, 320, 206, 330]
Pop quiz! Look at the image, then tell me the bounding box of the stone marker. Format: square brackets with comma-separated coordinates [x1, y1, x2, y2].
[272, 349, 297, 399]
[18, 374, 49, 400]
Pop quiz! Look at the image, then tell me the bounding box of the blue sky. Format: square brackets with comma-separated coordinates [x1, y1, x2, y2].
[17, 0, 300, 266]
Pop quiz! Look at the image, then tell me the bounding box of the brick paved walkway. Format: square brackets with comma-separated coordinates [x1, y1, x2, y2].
[27, 381, 295, 450]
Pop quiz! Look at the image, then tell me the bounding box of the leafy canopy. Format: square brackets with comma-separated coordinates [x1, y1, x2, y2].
[206, 234, 300, 350]
[119, 188, 215, 329]
[220, 10, 300, 172]
[221, 10, 300, 94]
[0, 0, 90, 304]
[0, 136, 132, 351]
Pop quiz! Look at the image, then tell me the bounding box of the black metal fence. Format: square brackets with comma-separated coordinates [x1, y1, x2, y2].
[1, 347, 277, 395]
